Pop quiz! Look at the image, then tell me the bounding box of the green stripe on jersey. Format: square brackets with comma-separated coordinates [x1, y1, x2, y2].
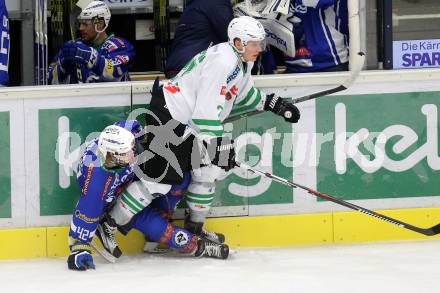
[121, 190, 144, 213]
[236, 87, 255, 106]
[187, 191, 214, 198]
[192, 119, 222, 127]
[199, 129, 224, 136]
[230, 90, 262, 116]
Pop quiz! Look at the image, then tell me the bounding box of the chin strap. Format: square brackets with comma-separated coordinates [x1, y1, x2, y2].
[231, 44, 246, 63]
[92, 30, 104, 43]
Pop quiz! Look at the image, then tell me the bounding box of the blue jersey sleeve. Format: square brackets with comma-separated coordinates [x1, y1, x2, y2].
[69, 138, 135, 249]
[298, 0, 338, 9]
[94, 36, 135, 82]
[47, 52, 72, 84]
[69, 165, 112, 248]
[49, 36, 135, 84]
[0, 1, 9, 86]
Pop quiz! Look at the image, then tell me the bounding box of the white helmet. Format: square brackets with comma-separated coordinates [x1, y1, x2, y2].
[78, 1, 111, 33]
[228, 16, 266, 53]
[98, 125, 135, 166]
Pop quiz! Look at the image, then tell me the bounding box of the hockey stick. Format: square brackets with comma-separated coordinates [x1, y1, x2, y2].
[91, 236, 117, 263]
[224, 51, 365, 123]
[235, 161, 440, 236]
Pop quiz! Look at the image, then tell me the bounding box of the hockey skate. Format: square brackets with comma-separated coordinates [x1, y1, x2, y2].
[184, 216, 225, 244]
[94, 219, 122, 259]
[194, 237, 229, 259]
[200, 229, 225, 244]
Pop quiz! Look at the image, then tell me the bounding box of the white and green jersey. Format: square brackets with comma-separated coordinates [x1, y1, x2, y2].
[162, 42, 266, 137]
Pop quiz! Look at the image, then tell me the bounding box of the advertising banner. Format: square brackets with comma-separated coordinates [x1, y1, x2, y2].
[0, 111, 10, 218]
[393, 39, 440, 69]
[2, 76, 440, 228]
[317, 91, 440, 200]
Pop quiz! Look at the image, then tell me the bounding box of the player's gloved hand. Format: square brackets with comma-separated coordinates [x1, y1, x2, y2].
[264, 94, 301, 123]
[67, 246, 95, 271]
[204, 136, 236, 172]
[60, 41, 99, 69]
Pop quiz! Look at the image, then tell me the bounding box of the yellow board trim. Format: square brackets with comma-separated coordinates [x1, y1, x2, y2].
[333, 207, 440, 243]
[0, 228, 46, 259]
[1, 207, 440, 260]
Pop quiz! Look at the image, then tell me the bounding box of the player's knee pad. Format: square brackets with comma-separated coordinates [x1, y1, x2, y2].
[185, 180, 216, 212]
[110, 180, 172, 226]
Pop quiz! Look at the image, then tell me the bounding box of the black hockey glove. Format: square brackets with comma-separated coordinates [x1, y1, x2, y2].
[264, 94, 301, 123]
[67, 247, 95, 271]
[204, 136, 236, 172]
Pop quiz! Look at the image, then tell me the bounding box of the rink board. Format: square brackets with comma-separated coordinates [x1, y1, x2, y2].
[1, 70, 440, 259]
[1, 207, 440, 260]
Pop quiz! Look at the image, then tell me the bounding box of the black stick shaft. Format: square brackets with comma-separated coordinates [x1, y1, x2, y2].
[225, 52, 365, 123]
[237, 162, 440, 236]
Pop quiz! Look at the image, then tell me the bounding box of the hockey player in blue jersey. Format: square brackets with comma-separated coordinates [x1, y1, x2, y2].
[0, 0, 9, 86]
[68, 121, 139, 270]
[68, 120, 229, 271]
[48, 1, 135, 84]
[286, 0, 349, 73]
[235, 0, 349, 73]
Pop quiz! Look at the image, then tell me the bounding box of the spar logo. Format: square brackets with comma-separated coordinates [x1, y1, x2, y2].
[335, 103, 440, 174]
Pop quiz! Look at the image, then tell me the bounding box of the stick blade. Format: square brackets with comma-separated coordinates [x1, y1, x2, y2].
[427, 222, 440, 236]
[341, 51, 365, 88]
[91, 237, 117, 263]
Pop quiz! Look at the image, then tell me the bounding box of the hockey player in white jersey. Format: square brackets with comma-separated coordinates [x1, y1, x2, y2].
[158, 15, 300, 237]
[98, 16, 301, 256]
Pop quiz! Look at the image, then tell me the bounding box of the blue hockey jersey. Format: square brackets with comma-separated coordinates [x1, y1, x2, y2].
[164, 0, 233, 78]
[48, 34, 135, 84]
[68, 121, 142, 249]
[286, 0, 348, 73]
[0, 0, 9, 86]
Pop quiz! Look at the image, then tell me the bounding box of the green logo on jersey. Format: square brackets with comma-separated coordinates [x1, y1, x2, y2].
[171, 50, 207, 81]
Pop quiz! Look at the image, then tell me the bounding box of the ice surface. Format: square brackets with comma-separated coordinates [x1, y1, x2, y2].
[1, 240, 439, 293]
